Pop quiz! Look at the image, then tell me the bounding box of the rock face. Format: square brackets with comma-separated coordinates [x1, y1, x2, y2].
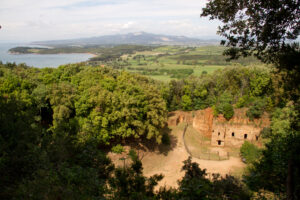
[168, 108, 270, 148]
[193, 108, 214, 137]
[210, 109, 269, 147]
[211, 123, 261, 147]
[167, 111, 193, 127]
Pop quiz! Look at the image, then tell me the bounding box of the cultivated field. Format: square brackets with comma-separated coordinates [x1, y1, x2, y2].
[121, 45, 261, 81]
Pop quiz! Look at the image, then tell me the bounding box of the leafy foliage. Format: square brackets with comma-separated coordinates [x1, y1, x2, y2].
[108, 151, 163, 200]
[201, 0, 300, 61]
[244, 103, 300, 199]
[202, 2, 300, 198]
[0, 63, 167, 145]
[201, 0, 300, 101]
[177, 157, 251, 200]
[240, 141, 261, 164]
[111, 144, 124, 154]
[246, 98, 266, 120]
[0, 89, 114, 199]
[222, 103, 234, 120]
[0, 62, 279, 199]
[164, 66, 274, 120]
[0, 62, 167, 199]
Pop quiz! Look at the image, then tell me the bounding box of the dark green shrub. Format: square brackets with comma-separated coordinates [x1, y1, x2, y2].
[260, 127, 271, 138]
[201, 70, 208, 75]
[219, 92, 234, 105]
[215, 103, 234, 120]
[161, 132, 171, 145]
[246, 99, 266, 120]
[223, 103, 234, 120]
[236, 95, 249, 108]
[181, 95, 193, 111]
[212, 105, 219, 117]
[128, 149, 138, 161]
[240, 141, 261, 164]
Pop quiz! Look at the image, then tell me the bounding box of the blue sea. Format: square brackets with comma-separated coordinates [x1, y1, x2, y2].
[0, 43, 94, 68]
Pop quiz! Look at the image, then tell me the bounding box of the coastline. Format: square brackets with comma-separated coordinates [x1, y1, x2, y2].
[8, 51, 98, 57]
[1, 43, 97, 68]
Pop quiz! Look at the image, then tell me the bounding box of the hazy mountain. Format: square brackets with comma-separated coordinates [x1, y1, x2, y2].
[32, 32, 218, 46]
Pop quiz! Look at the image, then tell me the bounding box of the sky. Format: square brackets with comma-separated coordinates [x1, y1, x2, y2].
[0, 0, 222, 42]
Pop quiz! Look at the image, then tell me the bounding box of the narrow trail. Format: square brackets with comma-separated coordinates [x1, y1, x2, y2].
[109, 124, 245, 188]
[142, 124, 245, 188]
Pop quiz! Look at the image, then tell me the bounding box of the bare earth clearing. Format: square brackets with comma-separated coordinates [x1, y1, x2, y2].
[108, 124, 245, 188]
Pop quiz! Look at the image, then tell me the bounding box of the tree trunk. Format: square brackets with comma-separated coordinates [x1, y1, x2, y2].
[286, 159, 294, 200]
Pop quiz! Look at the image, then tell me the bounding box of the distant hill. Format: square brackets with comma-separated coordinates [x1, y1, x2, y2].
[32, 32, 218, 47]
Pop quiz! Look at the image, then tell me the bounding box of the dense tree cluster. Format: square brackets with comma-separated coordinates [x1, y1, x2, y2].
[0, 77, 112, 198]
[202, 0, 300, 199]
[163, 66, 274, 120]
[88, 45, 155, 62]
[244, 103, 300, 199]
[0, 63, 167, 145]
[0, 62, 167, 199]
[175, 54, 260, 66]
[201, 0, 300, 101]
[0, 61, 297, 199]
[0, 64, 251, 198]
[0, 62, 265, 199]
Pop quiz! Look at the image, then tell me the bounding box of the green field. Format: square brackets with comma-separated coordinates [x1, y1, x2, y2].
[97, 45, 261, 82]
[10, 44, 262, 82]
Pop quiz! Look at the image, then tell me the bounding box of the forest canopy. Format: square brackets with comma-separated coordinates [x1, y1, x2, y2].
[0, 57, 296, 199]
[0, 63, 167, 145]
[0, 62, 260, 199]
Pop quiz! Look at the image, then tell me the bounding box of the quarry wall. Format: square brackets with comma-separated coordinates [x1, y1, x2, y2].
[168, 108, 270, 147]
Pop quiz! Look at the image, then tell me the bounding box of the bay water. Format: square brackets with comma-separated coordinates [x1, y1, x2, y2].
[0, 43, 94, 68]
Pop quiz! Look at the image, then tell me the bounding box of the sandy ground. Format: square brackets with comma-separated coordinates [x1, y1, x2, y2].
[109, 125, 245, 188]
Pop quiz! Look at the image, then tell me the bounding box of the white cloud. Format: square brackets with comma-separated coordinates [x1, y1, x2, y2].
[121, 21, 136, 29]
[0, 0, 220, 41]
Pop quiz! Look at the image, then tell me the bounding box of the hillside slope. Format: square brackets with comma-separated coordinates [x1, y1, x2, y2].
[32, 32, 218, 46]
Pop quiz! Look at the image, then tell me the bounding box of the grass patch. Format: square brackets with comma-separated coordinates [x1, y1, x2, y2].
[193, 65, 226, 75]
[184, 126, 229, 160]
[183, 126, 242, 160]
[148, 75, 174, 82]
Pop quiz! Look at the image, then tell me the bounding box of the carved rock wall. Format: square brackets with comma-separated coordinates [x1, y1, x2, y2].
[192, 108, 214, 137]
[167, 108, 270, 148]
[209, 108, 270, 147]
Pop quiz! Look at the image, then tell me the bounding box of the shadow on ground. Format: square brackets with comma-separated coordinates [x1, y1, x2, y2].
[125, 126, 177, 157]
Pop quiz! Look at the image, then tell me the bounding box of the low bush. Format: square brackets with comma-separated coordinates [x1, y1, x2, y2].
[260, 127, 271, 138]
[240, 141, 261, 164]
[246, 99, 266, 120]
[215, 103, 234, 120]
[111, 144, 124, 154]
[223, 103, 234, 120]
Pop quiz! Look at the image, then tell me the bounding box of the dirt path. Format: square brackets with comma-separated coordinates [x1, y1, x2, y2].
[109, 124, 245, 188]
[142, 125, 245, 188]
